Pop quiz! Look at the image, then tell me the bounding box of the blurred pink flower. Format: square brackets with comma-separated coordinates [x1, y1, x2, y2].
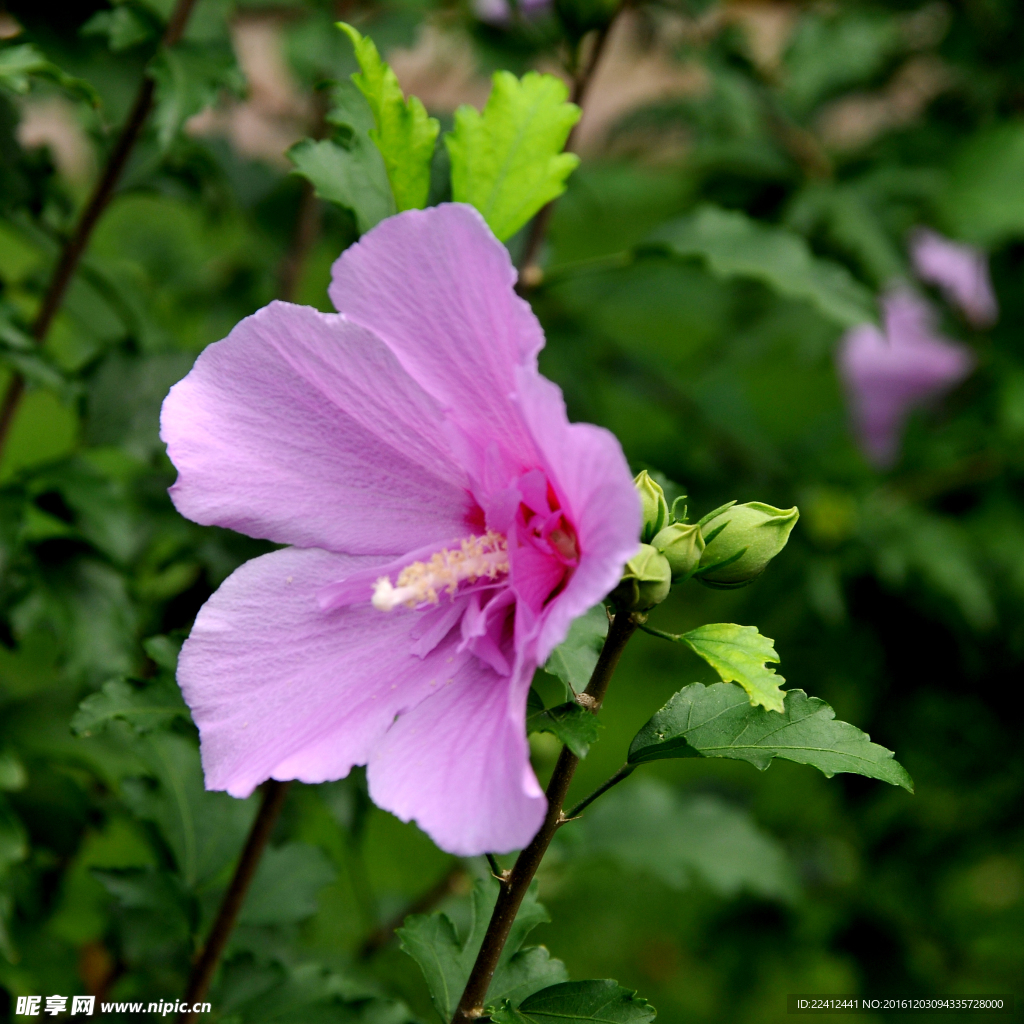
[910, 227, 998, 328]
[160, 204, 639, 855]
[473, 0, 551, 27]
[838, 288, 974, 468]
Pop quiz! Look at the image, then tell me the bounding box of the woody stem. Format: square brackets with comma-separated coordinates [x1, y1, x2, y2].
[450, 609, 641, 1024]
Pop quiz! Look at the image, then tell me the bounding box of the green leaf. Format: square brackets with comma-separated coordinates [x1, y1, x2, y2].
[71, 677, 190, 737]
[527, 689, 600, 758]
[627, 681, 914, 791]
[543, 604, 608, 696]
[0, 42, 99, 104]
[120, 732, 257, 888]
[81, 3, 159, 51]
[398, 877, 567, 1022]
[0, 796, 28, 876]
[574, 777, 797, 900]
[288, 80, 396, 233]
[938, 121, 1024, 247]
[238, 843, 336, 926]
[338, 23, 438, 212]
[0, 750, 26, 792]
[676, 622, 786, 712]
[490, 980, 656, 1024]
[150, 40, 244, 150]
[646, 205, 876, 328]
[446, 71, 581, 242]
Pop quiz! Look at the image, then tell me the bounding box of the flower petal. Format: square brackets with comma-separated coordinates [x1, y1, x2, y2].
[513, 368, 641, 662]
[328, 204, 545, 459]
[178, 546, 472, 798]
[910, 227, 998, 328]
[368, 663, 545, 856]
[161, 301, 471, 554]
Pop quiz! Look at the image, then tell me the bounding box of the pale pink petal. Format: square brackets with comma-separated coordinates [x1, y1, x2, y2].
[368, 664, 544, 856]
[838, 289, 974, 467]
[161, 301, 472, 554]
[178, 546, 473, 798]
[328, 204, 545, 461]
[513, 369, 641, 662]
[910, 227, 998, 328]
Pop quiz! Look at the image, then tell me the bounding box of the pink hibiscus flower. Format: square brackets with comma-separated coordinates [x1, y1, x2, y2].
[159, 203, 640, 856]
[838, 287, 974, 468]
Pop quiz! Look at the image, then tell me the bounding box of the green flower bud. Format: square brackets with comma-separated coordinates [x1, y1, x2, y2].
[634, 470, 669, 543]
[610, 544, 672, 611]
[697, 501, 799, 589]
[651, 522, 705, 581]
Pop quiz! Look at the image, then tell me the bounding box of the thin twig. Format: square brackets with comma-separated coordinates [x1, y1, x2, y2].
[516, 9, 623, 288]
[451, 610, 640, 1024]
[358, 863, 470, 959]
[0, 0, 199, 462]
[177, 781, 292, 1024]
[563, 763, 635, 820]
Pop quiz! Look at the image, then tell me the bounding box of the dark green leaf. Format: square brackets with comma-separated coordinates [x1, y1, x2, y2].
[447, 71, 581, 241]
[239, 843, 336, 926]
[398, 877, 567, 1022]
[489, 980, 656, 1024]
[150, 41, 244, 150]
[0, 796, 28, 875]
[0, 42, 99, 104]
[574, 777, 796, 900]
[71, 677, 189, 737]
[543, 604, 608, 696]
[527, 689, 600, 758]
[646, 205, 876, 328]
[628, 682, 914, 790]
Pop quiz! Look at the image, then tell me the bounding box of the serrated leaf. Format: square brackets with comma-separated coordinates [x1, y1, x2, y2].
[288, 136, 394, 234]
[679, 622, 786, 712]
[238, 843, 336, 926]
[0, 43, 99, 104]
[120, 732, 257, 888]
[645, 205, 875, 328]
[398, 877, 567, 1022]
[71, 677, 189, 737]
[490, 980, 656, 1024]
[575, 777, 796, 900]
[627, 681, 914, 791]
[527, 689, 600, 758]
[543, 604, 608, 696]
[447, 71, 581, 241]
[150, 41, 244, 150]
[339, 23, 438, 212]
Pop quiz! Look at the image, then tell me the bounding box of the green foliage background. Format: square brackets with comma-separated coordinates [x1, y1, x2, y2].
[1, 0, 1023, 1021]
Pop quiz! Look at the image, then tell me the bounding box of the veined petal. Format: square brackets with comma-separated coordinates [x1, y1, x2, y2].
[513, 368, 641, 662]
[178, 546, 472, 800]
[161, 301, 472, 554]
[328, 204, 545, 461]
[368, 663, 544, 856]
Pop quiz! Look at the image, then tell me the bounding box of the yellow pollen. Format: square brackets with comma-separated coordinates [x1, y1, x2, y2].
[372, 531, 509, 612]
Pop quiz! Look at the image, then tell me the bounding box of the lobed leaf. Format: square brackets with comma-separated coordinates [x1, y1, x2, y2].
[628, 681, 914, 791]
[526, 689, 600, 758]
[339, 23, 438, 212]
[71, 677, 190, 737]
[679, 622, 786, 712]
[238, 842, 336, 926]
[646, 205, 876, 328]
[490, 980, 656, 1024]
[398, 877, 567, 1022]
[0, 43, 99, 104]
[447, 71, 581, 241]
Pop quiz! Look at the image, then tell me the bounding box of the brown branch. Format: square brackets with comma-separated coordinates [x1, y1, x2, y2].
[177, 780, 292, 1024]
[516, 10, 622, 290]
[0, 0, 199, 462]
[450, 609, 640, 1024]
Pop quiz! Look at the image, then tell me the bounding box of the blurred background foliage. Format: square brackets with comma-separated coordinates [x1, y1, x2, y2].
[0, 0, 1022, 1021]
